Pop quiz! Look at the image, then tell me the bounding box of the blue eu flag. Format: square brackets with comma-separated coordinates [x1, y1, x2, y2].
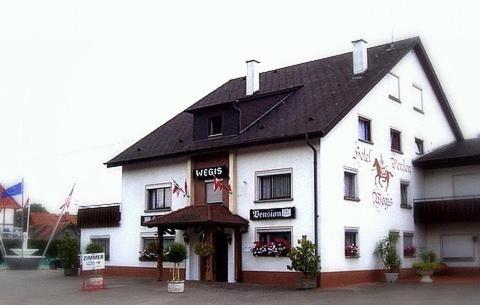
[2, 182, 23, 198]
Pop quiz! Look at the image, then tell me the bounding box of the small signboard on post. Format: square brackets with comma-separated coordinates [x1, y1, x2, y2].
[81, 252, 106, 291]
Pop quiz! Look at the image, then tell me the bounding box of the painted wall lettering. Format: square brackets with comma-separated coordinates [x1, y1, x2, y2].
[352, 144, 372, 164]
[390, 157, 412, 174]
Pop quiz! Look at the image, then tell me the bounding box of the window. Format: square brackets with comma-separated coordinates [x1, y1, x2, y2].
[91, 238, 110, 260]
[344, 170, 358, 201]
[345, 229, 359, 257]
[254, 228, 292, 257]
[208, 116, 223, 136]
[400, 181, 410, 207]
[403, 233, 415, 257]
[390, 129, 402, 152]
[387, 73, 400, 102]
[256, 171, 292, 201]
[258, 231, 292, 246]
[358, 117, 372, 142]
[415, 138, 424, 155]
[412, 84, 423, 112]
[147, 186, 172, 210]
[205, 180, 223, 204]
[142, 236, 174, 251]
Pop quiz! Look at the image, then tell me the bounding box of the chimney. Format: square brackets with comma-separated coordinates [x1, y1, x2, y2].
[246, 59, 260, 95]
[352, 39, 368, 76]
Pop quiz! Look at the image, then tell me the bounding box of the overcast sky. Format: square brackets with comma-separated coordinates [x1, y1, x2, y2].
[0, 0, 479, 213]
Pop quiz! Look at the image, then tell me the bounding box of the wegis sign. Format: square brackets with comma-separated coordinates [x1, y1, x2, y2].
[193, 165, 228, 180]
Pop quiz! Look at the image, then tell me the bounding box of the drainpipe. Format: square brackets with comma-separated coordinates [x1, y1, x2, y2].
[305, 134, 320, 258]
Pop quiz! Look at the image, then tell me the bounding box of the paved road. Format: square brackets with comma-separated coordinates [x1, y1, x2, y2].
[0, 270, 478, 305]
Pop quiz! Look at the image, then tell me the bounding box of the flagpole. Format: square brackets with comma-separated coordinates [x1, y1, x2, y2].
[42, 184, 74, 258]
[25, 198, 31, 246]
[21, 178, 24, 259]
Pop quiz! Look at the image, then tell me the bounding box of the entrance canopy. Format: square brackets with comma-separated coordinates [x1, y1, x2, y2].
[143, 204, 248, 230]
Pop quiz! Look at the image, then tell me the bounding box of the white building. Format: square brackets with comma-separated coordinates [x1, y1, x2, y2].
[0, 185, 22, 239]
[79, 37, 478, 287]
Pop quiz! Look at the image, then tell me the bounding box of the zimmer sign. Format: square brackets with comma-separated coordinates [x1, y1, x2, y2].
[250, 207, 295, 221]
[82, 253, 105, 271]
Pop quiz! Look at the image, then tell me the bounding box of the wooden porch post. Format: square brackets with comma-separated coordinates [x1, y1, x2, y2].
[157, 226, 164, 281]
[234, 227, 243, 282]
[204, 227, 214, 281]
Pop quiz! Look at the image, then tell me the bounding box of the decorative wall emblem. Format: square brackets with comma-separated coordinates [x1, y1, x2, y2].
[373, 157, 394, 191]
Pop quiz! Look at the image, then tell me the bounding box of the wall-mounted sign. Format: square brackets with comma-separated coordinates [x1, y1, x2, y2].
[193, 165, 228, 180]
[81, 253, 105, 271]
[141, 215, 158, 226]
[250, 207, 295, 221]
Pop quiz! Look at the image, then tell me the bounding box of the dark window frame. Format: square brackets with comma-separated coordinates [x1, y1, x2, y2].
[91, 238, 110, 261]
[147, 187, 172, 211]
[205, 180, 223, 204]
[257, 173, 292, 201]
[390, 128, 402, 153]
[400, 181, 410, 208]
[208, 115, 223, 136]
[415, 138, 424, 155]
[344, 170, 359, 201]
[358, 117, 372, 143]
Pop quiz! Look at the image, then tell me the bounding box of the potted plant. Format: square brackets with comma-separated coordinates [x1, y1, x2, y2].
[374, 232, 402, 283]
[287, 235, 320, 290]
[193, 242, 214, 257]
[164, 242, 187, 293]
[57, 232, 80, 276]
[413, 250, 440, 282]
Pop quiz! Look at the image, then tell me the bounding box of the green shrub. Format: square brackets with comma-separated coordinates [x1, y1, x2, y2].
[57, 232, 79, 269]
[164, 242, 187, 281]
[287, 235, 320, 278]
[413, 249, 440, 271]
[85, 243, 104, 254]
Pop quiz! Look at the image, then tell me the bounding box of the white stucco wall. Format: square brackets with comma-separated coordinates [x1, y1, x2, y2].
[80, 157, 189, 269]
[318, 50, 457, 272]
[425, 223, 480, 267]
[236, 141, 316, 273]
[424, 165, 480, 198]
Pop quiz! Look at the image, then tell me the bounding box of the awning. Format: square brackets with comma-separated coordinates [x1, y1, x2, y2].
[144, 204, 248, 229]
[414, 197, 480, 224]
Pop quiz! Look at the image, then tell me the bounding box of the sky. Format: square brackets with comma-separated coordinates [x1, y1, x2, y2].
[0, 0, 479, 213]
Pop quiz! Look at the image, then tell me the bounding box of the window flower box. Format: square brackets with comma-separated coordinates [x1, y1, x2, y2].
[345, 244, 360, 258]
[139, 249, 158, 261]
[404, 246, 416, 258]
[251, 239, 290, 257]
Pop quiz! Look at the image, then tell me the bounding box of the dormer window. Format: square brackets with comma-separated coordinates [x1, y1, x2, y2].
[208, 116, 223, 136]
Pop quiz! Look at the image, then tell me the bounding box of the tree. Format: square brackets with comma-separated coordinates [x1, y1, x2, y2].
[30, 203, 48, 213]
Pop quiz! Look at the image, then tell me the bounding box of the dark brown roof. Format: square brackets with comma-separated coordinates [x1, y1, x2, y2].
[107, 37, 463, 167]
[0, 185, 22, 209]
[144, 204, 248, 229]
[413, 137, 480, 169]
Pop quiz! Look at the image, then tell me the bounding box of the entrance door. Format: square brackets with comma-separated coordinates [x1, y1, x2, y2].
[214, 232, 229, 282]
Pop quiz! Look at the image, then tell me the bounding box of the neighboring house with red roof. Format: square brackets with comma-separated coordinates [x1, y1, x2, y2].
[0, 185, 22, 238]
[29, 212, 79, 241]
